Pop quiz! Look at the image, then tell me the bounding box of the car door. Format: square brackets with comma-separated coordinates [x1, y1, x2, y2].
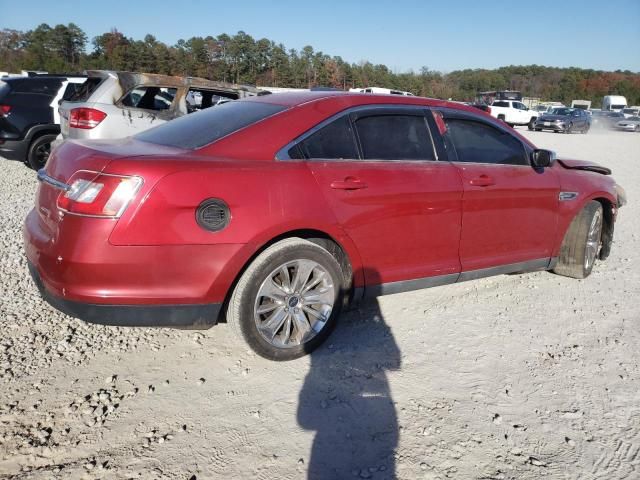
[439, 110, 560, 273]
[283, 106, 463, 288]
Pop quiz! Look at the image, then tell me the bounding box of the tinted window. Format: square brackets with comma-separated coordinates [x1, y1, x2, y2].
[67, 77, 103, 102]
[492, 101, 509, 108]
[8, 78, 61, 95]
[294, 116, 358, 160]
[121, 86, 177, 111]
[136, 100, 286, 149]
[61, 82, 85, 101]
[445, 119, 527, 166]
[355, 114, 434, 160]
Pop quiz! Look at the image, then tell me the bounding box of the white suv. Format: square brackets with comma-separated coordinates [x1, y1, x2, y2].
[57, 71, 266, 141]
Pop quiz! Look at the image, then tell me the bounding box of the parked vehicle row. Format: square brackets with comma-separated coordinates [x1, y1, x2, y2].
[1, 71, 267, 170]
[25, 92, 625, 361]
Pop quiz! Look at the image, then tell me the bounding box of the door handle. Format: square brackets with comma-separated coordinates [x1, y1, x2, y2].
[330, 177, 368, 190]
[469, 174, 495, 187]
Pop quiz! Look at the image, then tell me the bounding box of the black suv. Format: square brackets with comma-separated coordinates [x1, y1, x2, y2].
[0, 76, 85, 169]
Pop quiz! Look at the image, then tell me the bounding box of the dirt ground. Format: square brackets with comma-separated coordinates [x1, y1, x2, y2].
[0, 128, 639, 480]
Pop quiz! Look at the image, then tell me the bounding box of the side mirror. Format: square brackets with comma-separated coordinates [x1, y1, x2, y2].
[531, 149, 556, 168]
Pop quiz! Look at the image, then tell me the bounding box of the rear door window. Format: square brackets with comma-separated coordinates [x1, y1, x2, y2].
[444, 119, 527, 166]
[354, 114, 435, 160]
[121, 86, 177, 111]
[492, 101, 509, 107]
[291, 116, 359, 160]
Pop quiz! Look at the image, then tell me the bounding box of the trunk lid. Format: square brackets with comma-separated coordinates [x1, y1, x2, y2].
[36, 138, 186, 232]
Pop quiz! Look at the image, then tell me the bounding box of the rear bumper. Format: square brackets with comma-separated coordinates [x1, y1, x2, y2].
[27, 260, 221, 328]
[0, 138, 28, 162]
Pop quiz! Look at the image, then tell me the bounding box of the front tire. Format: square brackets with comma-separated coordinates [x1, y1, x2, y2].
[27, 134, 57, 170]
[528, 117, 536, 130]
[226, 238, 345, 361]
[553, 201, 603, 279]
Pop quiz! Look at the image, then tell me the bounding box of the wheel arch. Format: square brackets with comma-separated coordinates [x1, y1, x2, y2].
[592, 196, 615, 260]
[553, 192, 617, 259]
[24, 124, 60, 143]
[211, 226, 363, 323]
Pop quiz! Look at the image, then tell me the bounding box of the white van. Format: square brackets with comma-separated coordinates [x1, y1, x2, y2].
[602, 95, 627, 112]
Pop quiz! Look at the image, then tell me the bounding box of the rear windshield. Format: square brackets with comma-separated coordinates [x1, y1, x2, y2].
[6, 78, 61, 95]
[0, 81, 9, 99]
[135, 101, 286, 149]
[67, 77, 103, 102]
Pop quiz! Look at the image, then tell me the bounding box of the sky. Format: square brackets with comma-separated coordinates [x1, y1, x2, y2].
[2, 0, 640, 73]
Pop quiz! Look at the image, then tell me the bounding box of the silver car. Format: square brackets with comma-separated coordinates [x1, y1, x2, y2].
[58, 71, 266, 140]
[616, 116, 640, 132]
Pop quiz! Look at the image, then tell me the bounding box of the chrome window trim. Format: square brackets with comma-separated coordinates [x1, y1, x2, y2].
[275, 104, 439, 162]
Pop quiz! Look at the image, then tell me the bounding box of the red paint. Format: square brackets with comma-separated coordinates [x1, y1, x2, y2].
[24, 93, 621, 310]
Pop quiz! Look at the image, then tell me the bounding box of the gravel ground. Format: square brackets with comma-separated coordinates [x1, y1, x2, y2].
[0, 129, 639, 480]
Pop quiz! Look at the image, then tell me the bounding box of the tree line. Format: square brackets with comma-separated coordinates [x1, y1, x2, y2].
[2, 23, 639, 106]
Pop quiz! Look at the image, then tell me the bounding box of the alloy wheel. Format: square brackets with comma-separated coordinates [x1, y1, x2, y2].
[254, 259, 335, 349]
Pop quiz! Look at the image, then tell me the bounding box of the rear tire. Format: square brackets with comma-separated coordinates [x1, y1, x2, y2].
[226, 238, 345, 361]
[27, 134, 57, 170]
[553, 201, 603, 279]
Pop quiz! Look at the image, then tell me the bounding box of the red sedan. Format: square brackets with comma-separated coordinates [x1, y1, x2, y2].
[24, 92, 626, 360]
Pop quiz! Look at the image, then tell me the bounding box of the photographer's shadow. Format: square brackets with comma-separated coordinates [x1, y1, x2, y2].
[297, 268, 401, 480]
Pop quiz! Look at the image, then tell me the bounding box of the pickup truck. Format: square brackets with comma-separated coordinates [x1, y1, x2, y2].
[489, 100, 538, 129]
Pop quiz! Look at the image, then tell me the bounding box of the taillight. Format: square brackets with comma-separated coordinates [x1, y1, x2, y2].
[486, 106, 491, 114]
[69, 108, 106, 129]
[57, 171, 143, 218]
[0, 105, 11, 116]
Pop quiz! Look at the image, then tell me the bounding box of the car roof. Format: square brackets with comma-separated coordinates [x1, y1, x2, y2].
[85, 70, 263, 94]
[244, 90, 470, 111]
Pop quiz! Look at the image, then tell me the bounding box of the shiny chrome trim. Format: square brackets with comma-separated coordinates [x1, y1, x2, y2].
[559, 191, 579, 201]
[37, 169, 70, 192]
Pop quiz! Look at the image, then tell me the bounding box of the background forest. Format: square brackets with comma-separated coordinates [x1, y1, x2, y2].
[2, 23, 640, 105]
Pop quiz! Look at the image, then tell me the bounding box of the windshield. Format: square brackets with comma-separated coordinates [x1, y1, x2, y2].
[135, 100, 287, 149]
[550, 108, 573, 116]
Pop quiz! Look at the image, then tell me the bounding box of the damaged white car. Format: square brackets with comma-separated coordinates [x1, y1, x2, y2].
[57, 70, 267, 141]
